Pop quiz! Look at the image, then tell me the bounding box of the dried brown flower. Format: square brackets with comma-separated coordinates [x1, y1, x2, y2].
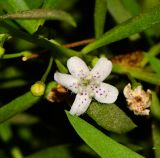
[123, 83, 152, 115]
[112, 51, 143, 67]
[46, 84, 68, 103]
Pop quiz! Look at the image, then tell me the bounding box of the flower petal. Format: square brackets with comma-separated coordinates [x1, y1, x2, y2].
[94, 82, 118, 103]
[67, 56, 90, 78]
[54, 72, 78, 93]
[123, 83, 133, 99]
[91, 57, 112, 81]
[70, 92, 92, 116]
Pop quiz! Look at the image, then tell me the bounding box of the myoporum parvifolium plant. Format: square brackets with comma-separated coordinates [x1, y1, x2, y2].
[0, 0, 160, 158]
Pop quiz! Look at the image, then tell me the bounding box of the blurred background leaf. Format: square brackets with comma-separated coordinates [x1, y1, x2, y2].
[152, 121, 160, 158]
[94, 0, 107, 38]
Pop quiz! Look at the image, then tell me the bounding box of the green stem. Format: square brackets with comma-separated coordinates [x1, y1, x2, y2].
[126, 73, 141, 89]
[141, 43, 160, 67]
[2, 53, 22, 59]
[41, 56, 54, 82]
[113, 63, 160, 85]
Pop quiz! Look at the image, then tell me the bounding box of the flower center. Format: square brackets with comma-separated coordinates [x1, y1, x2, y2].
[78, 74, 100, 96]
[80, 78, 91, 87]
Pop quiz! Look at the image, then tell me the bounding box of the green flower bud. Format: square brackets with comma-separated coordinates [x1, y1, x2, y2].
[30, 81, 45, 97]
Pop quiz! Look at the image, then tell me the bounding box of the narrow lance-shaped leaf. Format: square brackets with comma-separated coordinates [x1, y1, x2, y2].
[0, 21, 79, 58]
[0, 9, 76, 27]
[152, 121, 160, 158]
[87, 102, 136, 133]
[145, 54, 160, 76]
[94, 0, 107, 38]
[112, 63, 160, 85]
[141, 44, 160, 67]
[0, 0, 43, 34]
[66, 111, 144, 158]
[55, 59, 68, 73]
[0, 92, 40, 124]
[121, 0, 140, 16]
[82, 5, 160, 53]
[151, 91, 160, 120]
[106, 0, 132, 23]
[0, 34, 10, 46]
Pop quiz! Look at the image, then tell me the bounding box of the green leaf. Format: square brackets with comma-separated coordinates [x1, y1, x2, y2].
[0, 122, 12, 142]
[55, 59, 68, 73]
[152, 121, 160, 158]
[146, 54, 160, 75]
[0, 66, 23, 80]
[43, 0, 59, 9]
[0, 0, 43, 34]
[0, 21, 79, 58]
[94, 0, 107, 38]
[0, 9, 76, 27]
[107, 0, 132, 23]
[25, 0, 43, 9]
[0, 79, 27, 89]
[151, 91, 160, 119]
[141, 44, 160, 67]
[66, 111, 144, 158]
[121, 0, 140, 16]
[87, 102, 136, 133]
[9, 113, 39, 125]
[0, 92, 40, 124]
[0, 34, 10, 47]
[27, 144, 73, 158]
[82, 5, 160, 53]
[112, 63, 160, 85]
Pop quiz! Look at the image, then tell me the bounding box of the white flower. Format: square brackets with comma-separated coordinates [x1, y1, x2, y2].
[123, 83, 151, 115]
[54, 56, 119, 116]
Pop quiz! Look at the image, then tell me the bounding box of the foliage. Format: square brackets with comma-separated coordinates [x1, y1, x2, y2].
[0, 0, 160, 158]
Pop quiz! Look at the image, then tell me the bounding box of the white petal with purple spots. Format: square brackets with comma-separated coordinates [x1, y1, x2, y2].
[91, 57, 112, 81]
[94, 82, 119, 103]
[54, 72, 78, 93]
[67, 56, 89, 78]
[70, 92, 92, 116]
